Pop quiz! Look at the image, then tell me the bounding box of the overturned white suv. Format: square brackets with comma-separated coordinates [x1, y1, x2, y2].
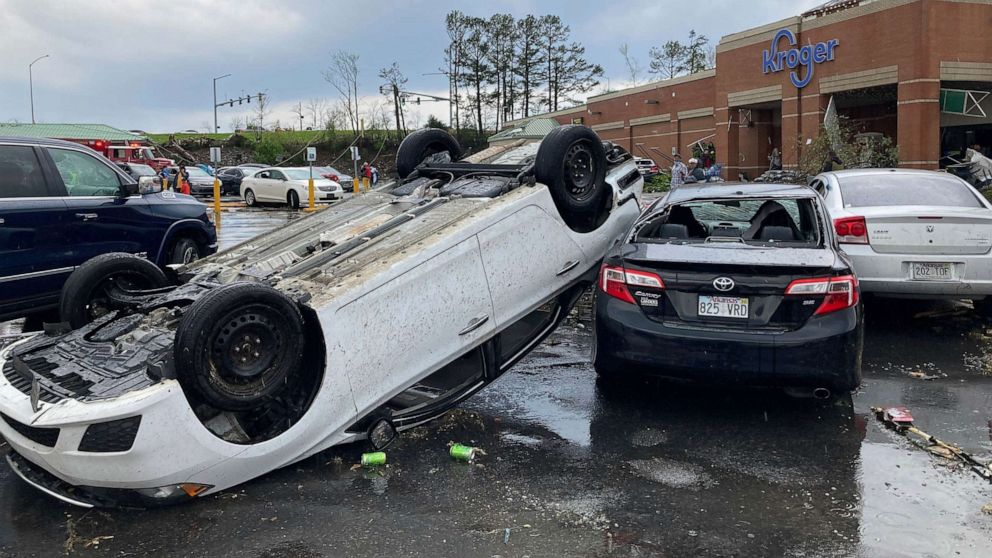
[0, 126, 642, 507]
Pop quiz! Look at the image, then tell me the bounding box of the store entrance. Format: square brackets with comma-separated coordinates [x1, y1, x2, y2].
[732, 102, 782, 181]
[939, 82, 992, 168]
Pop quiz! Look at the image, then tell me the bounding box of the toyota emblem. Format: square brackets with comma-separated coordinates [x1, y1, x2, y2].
[926, 225, 935, 233]
[713, 277, 735, 291]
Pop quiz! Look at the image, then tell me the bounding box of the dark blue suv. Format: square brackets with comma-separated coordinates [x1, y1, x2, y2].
[0, 137, 217, 324]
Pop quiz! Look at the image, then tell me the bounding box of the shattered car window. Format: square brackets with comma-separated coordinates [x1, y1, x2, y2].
[636, 197, 821, 246]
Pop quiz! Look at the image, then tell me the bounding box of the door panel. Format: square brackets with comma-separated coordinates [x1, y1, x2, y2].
[45, 147, 164, 265]
[333, 236, 495, 413]
[477, 204, 586, 327]
[0, 145, 69, 315]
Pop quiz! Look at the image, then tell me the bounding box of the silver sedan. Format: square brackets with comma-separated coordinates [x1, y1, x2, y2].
[811, 168, 992, 314]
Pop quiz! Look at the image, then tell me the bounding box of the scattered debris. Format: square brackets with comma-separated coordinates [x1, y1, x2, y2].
[449, 443, 486, 462]
[350, 452, 387, 470]
[872, 406, 992, 483]
[908, 371, 945, 381]
[982, 504, 992, 515]
[83, 536, 114, 549]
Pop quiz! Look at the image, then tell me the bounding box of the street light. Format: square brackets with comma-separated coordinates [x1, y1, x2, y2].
[29, 54, 50, 124]
[213, 73, 232, 133]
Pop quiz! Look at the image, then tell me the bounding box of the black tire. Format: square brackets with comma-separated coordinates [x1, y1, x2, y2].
[168, 236, 201, 265]
[535, 125, 610, 233]
[288, 190, 300, 209]
[395, 128, 462, 178]
[60, 253, 170, 329]
[173, 283, 306, 411]
[974, 298, 992, 318]
[244, 188, 257, 207]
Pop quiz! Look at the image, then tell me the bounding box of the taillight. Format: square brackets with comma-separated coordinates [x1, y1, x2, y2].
[599, 265, 664, 304]
[650, 166, 659, 173]
[785, 275, 859, 315]
[834, 216, 868, 244]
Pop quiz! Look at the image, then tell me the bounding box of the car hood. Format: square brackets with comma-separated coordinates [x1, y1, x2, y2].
[622, 242, 838, 268]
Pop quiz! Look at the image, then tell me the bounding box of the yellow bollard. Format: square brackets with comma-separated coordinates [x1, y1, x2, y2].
[308, 177, 315, 210]
[362, 177, 370, 193]
[353, 177, 360, 194]
[213, 177, 221, 214]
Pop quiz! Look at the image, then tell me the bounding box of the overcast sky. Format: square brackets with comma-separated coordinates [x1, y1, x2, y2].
[0, 0, 822, 133]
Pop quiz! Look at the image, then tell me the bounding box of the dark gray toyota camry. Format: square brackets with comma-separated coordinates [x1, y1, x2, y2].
[594, 183, 864, 397]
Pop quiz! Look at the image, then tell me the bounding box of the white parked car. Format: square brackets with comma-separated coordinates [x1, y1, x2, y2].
[634, 157, 660, 177]
[811, 169, 992, 314]
[241, 167, 343, 208]
[0, 126, 643, 507]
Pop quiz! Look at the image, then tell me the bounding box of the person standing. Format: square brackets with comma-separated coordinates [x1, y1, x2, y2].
[177, 164, 191, 195]
[670, 154, 688, 189]
[768, 148, 782, 170]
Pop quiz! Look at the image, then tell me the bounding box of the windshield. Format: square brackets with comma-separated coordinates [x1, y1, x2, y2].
[128, 163, 156, 176]
[185, 167, 210, 178]
[838, 174, 982, 208]
[635, 197, 822, 247]
[284, 169, 316, 180]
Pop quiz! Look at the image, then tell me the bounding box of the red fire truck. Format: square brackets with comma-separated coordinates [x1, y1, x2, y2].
[76, 140, 175, 171]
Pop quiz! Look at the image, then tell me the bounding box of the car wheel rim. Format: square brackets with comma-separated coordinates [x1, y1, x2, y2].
[209, 305, 287, 393]
[246, 192, 254, 204]
[564, 141, 595, 200]
[182, 246, 198, 264]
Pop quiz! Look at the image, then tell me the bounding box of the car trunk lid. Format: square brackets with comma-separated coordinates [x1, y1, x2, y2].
[621, 243, 840, 331]
[859, 206, 992, 255]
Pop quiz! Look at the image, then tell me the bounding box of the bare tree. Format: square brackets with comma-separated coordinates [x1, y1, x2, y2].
[229, 115, 245, 132]
[378, 62, 408, 140]
[323, 50, 361, 134]
[253, 92, 271, 134]
[291, 102, 306, 131]
[619, 42, 642, 86]
[305, 98, 326, 129]
[649, 41, 685, 79]
[201, 121, 212, 134]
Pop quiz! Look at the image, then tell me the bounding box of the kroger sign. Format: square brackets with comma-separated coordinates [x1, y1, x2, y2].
[762, 29, 838, 89]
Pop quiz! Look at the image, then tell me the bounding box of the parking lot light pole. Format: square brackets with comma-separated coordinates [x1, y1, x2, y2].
[212, 73, 232, 133]
[29, 54, 50, 124]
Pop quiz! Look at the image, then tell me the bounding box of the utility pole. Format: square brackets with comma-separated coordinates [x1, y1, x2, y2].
[212, 73, 231, 133]
[29, 54, 50, 124]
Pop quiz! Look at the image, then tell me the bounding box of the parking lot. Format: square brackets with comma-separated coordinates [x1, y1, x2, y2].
[2, 204, 989, 557]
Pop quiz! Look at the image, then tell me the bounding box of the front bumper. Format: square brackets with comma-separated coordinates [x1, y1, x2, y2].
[844, 244, 992, 298]
[595, 294, 863, 390]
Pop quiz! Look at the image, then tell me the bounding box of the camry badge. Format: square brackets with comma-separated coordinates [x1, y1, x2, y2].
[713, 277, 735, 291]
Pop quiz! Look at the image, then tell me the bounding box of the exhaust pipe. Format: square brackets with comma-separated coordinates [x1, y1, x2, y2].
[812, 387, 832, 400]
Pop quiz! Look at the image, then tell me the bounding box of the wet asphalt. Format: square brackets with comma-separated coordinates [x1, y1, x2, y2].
[2, 204, 992, 557]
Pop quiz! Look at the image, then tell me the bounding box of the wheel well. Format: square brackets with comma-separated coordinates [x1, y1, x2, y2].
[168, 228, 208, 256]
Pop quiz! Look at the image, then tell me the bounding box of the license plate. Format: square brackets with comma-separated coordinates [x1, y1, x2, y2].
[698, 295, 749, 319]
[911, 262, 953, 281]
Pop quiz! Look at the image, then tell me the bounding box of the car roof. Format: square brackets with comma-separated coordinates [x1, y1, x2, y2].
[0, 136, 99, 150]
[823, 168, 957, 181]
[665, 182, 815, 204]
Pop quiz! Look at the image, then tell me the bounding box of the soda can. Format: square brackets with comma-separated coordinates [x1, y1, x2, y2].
[449, 443, 477, 462]
[360, 452, 386, 467]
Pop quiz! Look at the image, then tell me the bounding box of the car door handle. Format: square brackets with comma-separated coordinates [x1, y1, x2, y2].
[0, 218, 4, 225]
[556, 260, 580, 276]
[458, 315, 490, 336]
[75, 213, 98, 221]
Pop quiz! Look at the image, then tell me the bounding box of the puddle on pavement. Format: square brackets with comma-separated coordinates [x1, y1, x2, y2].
[627, 457, 715, 489]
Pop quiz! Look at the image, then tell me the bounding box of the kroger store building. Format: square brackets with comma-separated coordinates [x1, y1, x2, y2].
[506, 0, 992, 179]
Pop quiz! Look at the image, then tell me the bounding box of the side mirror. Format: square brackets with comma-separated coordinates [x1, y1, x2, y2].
[138, 176, 163, 195]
